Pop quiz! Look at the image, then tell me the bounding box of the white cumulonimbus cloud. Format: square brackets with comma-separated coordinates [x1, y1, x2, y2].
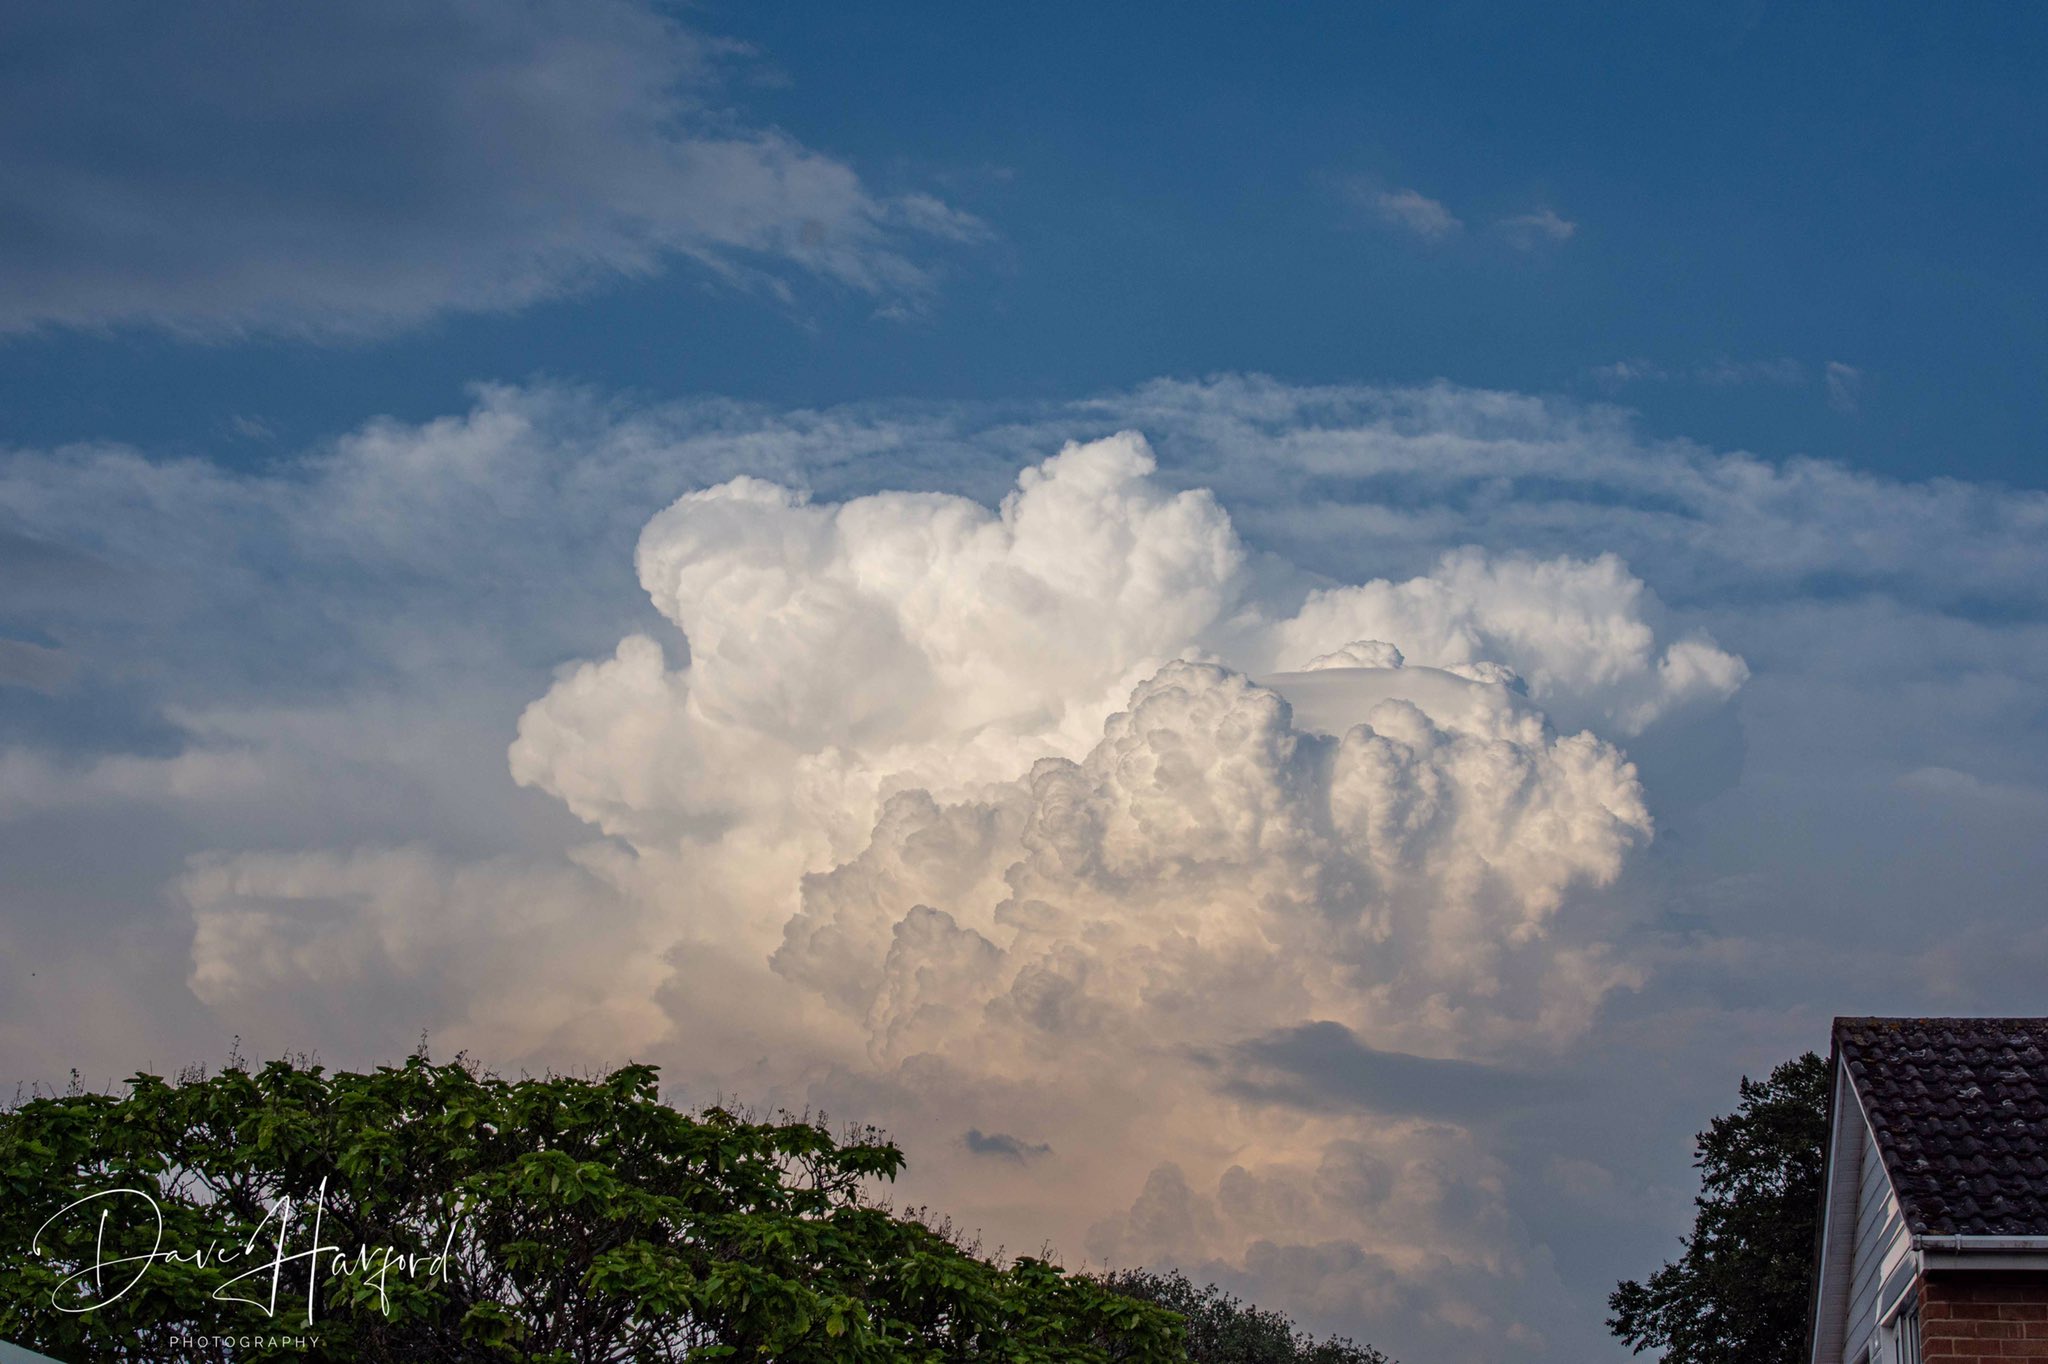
[469, 432, 1732, 1347]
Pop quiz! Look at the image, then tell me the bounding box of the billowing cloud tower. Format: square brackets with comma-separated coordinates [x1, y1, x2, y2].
[496, 433, 1740, 1347]
[191, 430, 1745, 1355]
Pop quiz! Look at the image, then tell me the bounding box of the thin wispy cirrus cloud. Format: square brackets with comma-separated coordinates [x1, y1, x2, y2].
[1588, 353, 1875, 427]
[1591, 354, 1841, 392]
[5, 374, 2047, 1361]
[1696, 356, 1806, 386]
[0, 0, 984, 340]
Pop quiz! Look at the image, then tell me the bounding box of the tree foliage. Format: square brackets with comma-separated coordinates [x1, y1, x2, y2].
[1098, 1270, 1392, 1364]
[0, 1054, 1184, 1363]
[1607, 1050, 1830, 1364]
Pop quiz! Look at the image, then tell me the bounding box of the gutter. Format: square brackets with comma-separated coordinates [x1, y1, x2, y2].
[1913, 1233, 2048, 1272]
[1912, 1234, 2048, 1252]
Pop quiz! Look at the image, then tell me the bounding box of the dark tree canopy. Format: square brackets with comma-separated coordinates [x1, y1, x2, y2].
[1099, 1270, 1392, 1364]
[0, 1055, 1185, 1363]
[1608, 1050, 1831, 1364]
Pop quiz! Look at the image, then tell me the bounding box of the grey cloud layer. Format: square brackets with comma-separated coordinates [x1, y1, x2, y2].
[4, 378, 2046, 1361]
[0, 0, 980, 337]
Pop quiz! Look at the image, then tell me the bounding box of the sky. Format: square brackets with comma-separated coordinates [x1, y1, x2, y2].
[2, 3, 2046, 1361]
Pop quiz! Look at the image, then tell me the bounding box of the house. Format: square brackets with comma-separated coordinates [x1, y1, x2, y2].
[1810, 1018, 2048, 1364]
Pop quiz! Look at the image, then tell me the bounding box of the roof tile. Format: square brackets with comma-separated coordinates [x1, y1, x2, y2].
[1837, 1017, 2048, 1236]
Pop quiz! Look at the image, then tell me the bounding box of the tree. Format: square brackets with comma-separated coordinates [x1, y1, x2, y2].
[1098, 1270, 1392, 1364]
[1, 1053, 1184, 1363]
[1607, 1050, 1830, 1364]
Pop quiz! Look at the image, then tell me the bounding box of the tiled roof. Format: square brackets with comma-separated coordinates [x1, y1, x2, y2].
[1837, 1017, 2048, 1236]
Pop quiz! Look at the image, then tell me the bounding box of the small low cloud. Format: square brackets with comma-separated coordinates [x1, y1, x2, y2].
[0, 637, 74, 694]
[963, 1129, 1052, 1162]
[1496, 208, 1576, 250]
[1373, 187, 1464, 241]
[1826, 361, 1864, 413]
[1340, 182, 1573, 255]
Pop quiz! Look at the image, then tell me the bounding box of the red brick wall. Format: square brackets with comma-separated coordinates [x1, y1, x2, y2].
[1921, 1273, 2048, 1364]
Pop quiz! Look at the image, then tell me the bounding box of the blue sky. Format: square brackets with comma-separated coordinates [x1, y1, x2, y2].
[4, 5, 2048, 1362]
[3, 1, 2044, 484]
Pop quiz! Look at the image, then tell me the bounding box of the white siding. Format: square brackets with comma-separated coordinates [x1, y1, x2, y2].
[1813, 1065, 1864, 1364]
[1843, 1098, 1912, 1364]
[1812, 1062, 1917, 1364]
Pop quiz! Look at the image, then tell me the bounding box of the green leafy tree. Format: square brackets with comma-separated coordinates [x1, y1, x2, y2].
[0, 1054, 1184, 1363]
[1098, 1270, 1392, 1364]
[1607, 1051, 1830, 1364]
